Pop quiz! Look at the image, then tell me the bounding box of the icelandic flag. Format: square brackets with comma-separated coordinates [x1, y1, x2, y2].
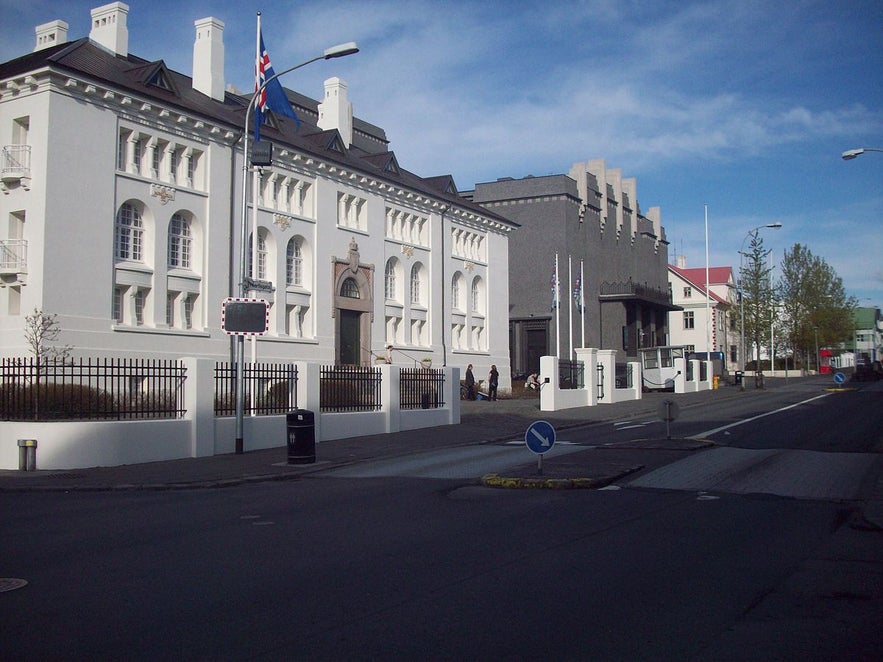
[254, 31, 300, 141]
[573, 275, 582, 313]
[550, 272, 559, 311]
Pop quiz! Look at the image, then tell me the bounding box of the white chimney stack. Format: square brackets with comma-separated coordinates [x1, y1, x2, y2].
[35, 20, 69, 52]
[89, 2, 129, 57]
[318, 77, 353, 148]
[192, 17, 225, 102]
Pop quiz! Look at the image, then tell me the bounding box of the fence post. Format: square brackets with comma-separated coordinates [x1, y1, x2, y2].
[539, 355, 558, 411]
[596, 350, 616, 403]
[380, 364, 399, 434]
[182, 357, 215, 457]
[296, 362, 322, 442]
[575, 347, 598, 406]
[628, 361, 642, 400]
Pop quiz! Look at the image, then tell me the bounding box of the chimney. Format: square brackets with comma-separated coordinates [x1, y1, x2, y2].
[90, 2, 129, 57]
[318, 77, 353, 147]
[192, 17, 225, 102]
[35, 20, 69, 52]
[676, 254, 687, 269]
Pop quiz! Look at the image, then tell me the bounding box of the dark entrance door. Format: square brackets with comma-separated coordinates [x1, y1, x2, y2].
[339, 309, 361, 365]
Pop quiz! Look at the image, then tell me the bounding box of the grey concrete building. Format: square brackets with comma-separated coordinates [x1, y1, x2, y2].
[464, 159, 674, 377]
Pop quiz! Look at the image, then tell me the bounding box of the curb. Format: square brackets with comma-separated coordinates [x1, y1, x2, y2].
[481, 465, 643, 490]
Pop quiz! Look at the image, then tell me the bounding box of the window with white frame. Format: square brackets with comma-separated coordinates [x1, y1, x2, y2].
[410, 263, 423, 305]
[286, 237, 303, 286]
[247, 231, 269, 280]
[115, 203, 144, 261]
[471, 276, 483, 313]
[167, 214, 191, 269]
[452, 274, 462, 311]
[683, 311, 695, 329]
[385, 259, 398, 301]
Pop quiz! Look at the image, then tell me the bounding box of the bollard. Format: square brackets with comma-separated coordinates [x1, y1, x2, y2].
[17, 439, 37, 471]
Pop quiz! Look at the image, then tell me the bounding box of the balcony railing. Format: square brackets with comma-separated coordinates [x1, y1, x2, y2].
[0, 240, 27, 274]
[1, 145, 31, 181]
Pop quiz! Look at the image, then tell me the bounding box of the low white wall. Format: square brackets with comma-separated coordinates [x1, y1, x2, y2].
[0, 419, 191, 470]
[0, 360, 461, 470]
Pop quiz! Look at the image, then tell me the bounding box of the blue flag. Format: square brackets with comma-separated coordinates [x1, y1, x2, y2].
[255, 31, 299, 141]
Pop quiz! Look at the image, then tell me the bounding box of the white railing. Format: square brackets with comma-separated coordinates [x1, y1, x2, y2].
[1, 144, 31, 181]
[0, 239, 27, 274]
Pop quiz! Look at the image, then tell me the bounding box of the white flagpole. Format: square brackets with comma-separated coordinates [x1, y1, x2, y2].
[568, 255, 573, 360]
[704, 204, 711, 355]
[580, 259, 586, 349]
[249, 13, 262, 411]
[557, 253, 561, 360]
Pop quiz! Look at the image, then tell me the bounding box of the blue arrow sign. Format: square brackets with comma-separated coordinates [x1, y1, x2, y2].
[834, 372, 846, 385]
[525, 420, 556, 454]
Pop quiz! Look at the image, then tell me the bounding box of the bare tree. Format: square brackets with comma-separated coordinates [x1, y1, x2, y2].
[24, 308, 72, 363]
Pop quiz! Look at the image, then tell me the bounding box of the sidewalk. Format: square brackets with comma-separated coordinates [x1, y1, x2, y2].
[2, 375, 880, 530]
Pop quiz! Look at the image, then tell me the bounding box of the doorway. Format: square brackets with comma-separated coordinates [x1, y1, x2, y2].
[339, 309, 362, 365]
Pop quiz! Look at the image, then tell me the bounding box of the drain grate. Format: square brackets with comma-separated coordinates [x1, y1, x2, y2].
[0, 578, 28, 593]
[47, 473, 83, 480]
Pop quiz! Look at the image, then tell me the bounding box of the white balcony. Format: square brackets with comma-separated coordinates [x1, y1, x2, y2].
[0, 239, 27, 276]
[1, 144, 31, 186]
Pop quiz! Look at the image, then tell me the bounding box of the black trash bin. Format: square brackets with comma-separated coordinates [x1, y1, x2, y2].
[734, 371, 743, 386]
[286, 409, 315, 464]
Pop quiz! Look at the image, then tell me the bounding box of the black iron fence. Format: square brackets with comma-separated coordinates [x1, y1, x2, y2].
[400, 368, 445, 409]
[214, 362, 298, 416]
[558, 359, 584, 390]
[0, 357, 186, 421]
[320, 365, 381, 412]
[615, 363, 634, 389]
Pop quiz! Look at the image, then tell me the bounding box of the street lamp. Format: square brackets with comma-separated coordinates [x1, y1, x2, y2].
[235, 41, 359, 454]
[842, 147, 883, 160]
[739, 222, 782, 388]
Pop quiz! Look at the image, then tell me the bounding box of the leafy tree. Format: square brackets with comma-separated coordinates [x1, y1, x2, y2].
[776, 244, 854, 369]
[736, 231, 775, 371]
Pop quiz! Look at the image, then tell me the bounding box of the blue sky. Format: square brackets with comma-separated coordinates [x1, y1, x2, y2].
[3, 0, 881, 307]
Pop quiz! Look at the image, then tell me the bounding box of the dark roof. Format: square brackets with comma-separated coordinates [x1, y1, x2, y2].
[0, 38, 514, 227]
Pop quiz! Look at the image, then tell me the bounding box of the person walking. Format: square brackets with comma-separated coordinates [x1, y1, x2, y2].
[487, 364, 499, 401]
[465, 364, 476, 400]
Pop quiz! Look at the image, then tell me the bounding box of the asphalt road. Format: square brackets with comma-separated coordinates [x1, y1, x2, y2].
[1, 383, 880, 660]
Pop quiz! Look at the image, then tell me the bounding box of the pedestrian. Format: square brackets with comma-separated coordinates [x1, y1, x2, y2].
[488, 364, 499, 401]
[525, 373, 540, 390]
[465, 363, 476, 400]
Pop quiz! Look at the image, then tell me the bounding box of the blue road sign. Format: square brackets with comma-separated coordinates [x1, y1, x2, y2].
[525, 420, 556, 454]
[834, 372, 846, 385]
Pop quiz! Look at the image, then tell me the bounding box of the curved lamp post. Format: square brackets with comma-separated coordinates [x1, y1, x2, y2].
[842, 147, 883, 160]
[739, 222, 782, 387]
[235, 42, 359, 454]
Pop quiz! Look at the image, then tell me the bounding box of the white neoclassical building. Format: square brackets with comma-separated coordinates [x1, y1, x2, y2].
[0, 3, 516, 386]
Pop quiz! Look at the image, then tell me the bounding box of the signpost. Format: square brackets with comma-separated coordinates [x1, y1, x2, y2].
[525, 420, 556, 475]
[833, 372, 846, 389]
[657, 399, 680, 440]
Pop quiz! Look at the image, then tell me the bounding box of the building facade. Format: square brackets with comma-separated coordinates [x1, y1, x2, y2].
[465, 160, 674, 377]
[0, 3, 516, 386]
[668, 262, 737, 371]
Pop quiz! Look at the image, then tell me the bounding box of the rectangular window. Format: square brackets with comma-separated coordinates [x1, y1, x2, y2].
[113, 287, 124, 323]
[730, 344, 738, 363]
[683, 287, 691, 298]
[684, 311, 695, 329]
[166, 292, 176, 327]
[183, 294, 194, 329]
[134, 289, 145, 326]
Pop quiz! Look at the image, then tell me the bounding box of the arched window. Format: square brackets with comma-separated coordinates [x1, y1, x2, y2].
[471, 277, 483, 313]
[451, 273, 463, 311]
[167, 213, 191, 269]
[247, 231, 268, 280]
[286, 237, 303, 286]
[385, 259, 397, 301]
[115, 203, 143, 261]
[410, 263, 422, 305]
[341, 277, 360, 299]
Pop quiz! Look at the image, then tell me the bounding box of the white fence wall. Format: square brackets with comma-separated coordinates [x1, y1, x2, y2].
[0, 360, 460, 470]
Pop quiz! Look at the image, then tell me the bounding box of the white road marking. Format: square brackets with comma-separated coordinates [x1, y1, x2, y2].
[690, 392, 830, 439]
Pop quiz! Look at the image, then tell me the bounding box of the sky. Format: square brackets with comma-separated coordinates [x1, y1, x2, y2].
[2, 0, 882, 308]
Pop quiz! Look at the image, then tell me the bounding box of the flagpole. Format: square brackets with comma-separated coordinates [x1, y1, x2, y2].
[580, 259, 585, 349]
[555, 253, 560, 360]
[568, 255, 573, 360]
[704, 204, 711, 355]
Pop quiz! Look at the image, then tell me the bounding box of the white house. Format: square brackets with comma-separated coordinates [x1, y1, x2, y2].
[668, 261, 737, 372]
[0, 3, 516, 387]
